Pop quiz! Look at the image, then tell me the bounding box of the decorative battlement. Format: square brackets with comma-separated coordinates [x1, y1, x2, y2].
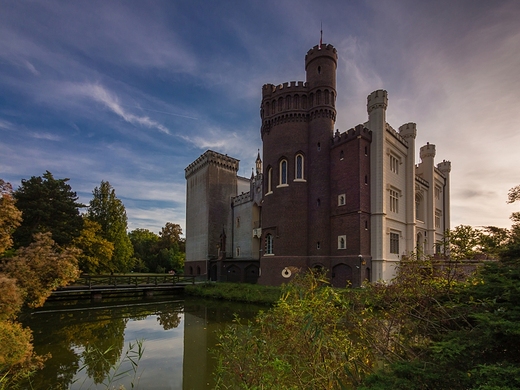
[262, 81, 308, 98]
[232, 191, 252, 206]
[386, 123, 408, 147]
[420, 142, 436, 160]
[437, 160, 451, 175]
[305, 44, 338, 67]
[331, 124, 371, 146]
[367, 89, 388, 113]
[185, 150, 239, 178]
[399, 122, 417, 139]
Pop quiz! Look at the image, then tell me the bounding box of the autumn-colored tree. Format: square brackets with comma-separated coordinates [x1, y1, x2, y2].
[1, 232, 80, 308]
[0, 179, 22, 253]
[73, 218, 114, 274]
[13, 171, 84, 248]
[87, 181, 134, 273]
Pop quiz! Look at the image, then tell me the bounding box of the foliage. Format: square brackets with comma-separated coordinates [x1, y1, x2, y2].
[73, 218, 114, 274]
[0, 320, 46, 388]
[129, 223, 185, 273]
[0, 179, 22, 253]
[446, 224, 485, 260]
[0, 275, 23, 321]
[1, 232, 80, 308]
[87, 181, 134, 273]
[12, 171, 84, 248]
[185, 282, 281, 305]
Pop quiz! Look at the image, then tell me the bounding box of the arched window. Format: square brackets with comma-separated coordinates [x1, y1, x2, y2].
[331, 91, 335, 107]
[302, 95, 307, 109]
[279, 160, 288, 185]
[265, 102, 270, 116]
[324, 89, 329, 104]
[293, 95, 299, 109]
[278, 98, 283, 112]
[271, 100, 276, 114]
[316, 90, 321, 104]
[286, 95, 291, 109]
[295, 154, 304, 180]
[267, 167, 273, 193]
[416, 193, 424, 221]
[309, 93, 314, 107]
[265, 234, 273, 255]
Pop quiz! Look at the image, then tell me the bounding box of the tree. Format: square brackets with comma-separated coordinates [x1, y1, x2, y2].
[0, 179, 22, 254]
[13, 171, 84, 248]
[446, 224, 483, 260]
[87, 181, 134, 273]
[1, 232, 80, 308]
[129, 228, 159, 273]
[73, 218, 114, 274]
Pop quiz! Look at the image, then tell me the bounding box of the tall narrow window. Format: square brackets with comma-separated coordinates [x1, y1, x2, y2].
[267, 167, 273, 193]
[390, 232, 399, 254]
[280, 160, 288, 185]
[265, 234, 273, 255]
[295, 154, 304, 180]
[390, 189, 399, 213]
[390, 154, 399, 174]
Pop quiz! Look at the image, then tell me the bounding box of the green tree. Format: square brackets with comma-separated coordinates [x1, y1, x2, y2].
[87, 181, 134, 273]
[129, 228, 159, 273]
[157, 222, 185, 272]
[0, 179, 22, 254]
[73, 218, 114, 274]
[446, 224, 484, 260]
[13, 171, 84, 248]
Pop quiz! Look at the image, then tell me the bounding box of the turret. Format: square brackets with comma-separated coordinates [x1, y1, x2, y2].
[305, 44, 337, 92]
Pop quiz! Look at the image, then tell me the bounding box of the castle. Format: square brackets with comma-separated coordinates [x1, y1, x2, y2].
[184, 43, 451, 286]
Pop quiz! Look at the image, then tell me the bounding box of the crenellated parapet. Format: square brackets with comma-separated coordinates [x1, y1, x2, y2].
[399, 122, 417, 140]
[420, 142, 436, 160]
[386, 123, 408, 147]
[305, 44, 338, 68]
[331, 124, 371, 147]
[367, 89, 388, 113]
[232, 191, 252, 206]
[185, 150, 239, 178]
[437, 160, 451, 175]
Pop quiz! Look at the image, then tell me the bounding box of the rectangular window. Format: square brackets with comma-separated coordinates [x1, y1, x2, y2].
[338, 194, 346, 206]
[390, 154, 399, 174]
[435, 186, 441, 200]
[390, 232, 399, 254]
[390, 189, 399, 213]
[338, 235, 346, 249]
[435, 210, 442, 228]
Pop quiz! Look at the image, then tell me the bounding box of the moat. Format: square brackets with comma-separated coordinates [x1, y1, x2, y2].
[20, 295, 263, 389]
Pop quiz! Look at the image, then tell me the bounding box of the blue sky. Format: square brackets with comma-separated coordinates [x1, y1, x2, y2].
[1, 0, 519, 234]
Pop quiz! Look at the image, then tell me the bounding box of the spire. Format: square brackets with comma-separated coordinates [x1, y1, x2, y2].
[255, 149, 262, 174]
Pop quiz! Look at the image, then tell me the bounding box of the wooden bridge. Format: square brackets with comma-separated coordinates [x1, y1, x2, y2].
[51, 274, 196, 300]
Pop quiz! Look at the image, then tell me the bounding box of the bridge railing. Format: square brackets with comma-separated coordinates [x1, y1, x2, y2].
[70, 274, 195, 289]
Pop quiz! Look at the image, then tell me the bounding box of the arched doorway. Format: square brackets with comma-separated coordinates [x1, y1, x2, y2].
[245, 264, 259, 284]
[226, 265, 241, 283]
[332, 264, 353, 288]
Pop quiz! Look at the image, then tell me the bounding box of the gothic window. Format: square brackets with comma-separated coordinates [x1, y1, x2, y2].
[295, 154, 304, 180]
[331, 91, 335, 107]
[271, 100, 276, 114]
[286, 95, 291, 109]
[294, 95, 299, 109]
[278, 97, 283, 111]
[267, 167, 273, 193]
[338, 235, 346, 249]
[279, 159, 288, 185]
[265, 234, 273, 255]
[390, 232, 399, 254]
[324, 89, 329, 104]
[435, 209, 442, 228]
[416, 193, 424, 221]
[390, 188, 399, 213]
[309, 93, 314, 107]
[316, 90, 321, 104]
[302, 95, 307, 109]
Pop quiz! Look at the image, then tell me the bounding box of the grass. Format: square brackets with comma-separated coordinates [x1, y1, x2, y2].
[184, 282, 281, 305]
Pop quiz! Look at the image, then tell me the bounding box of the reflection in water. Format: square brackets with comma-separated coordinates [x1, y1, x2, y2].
[20, 295, 262, 389]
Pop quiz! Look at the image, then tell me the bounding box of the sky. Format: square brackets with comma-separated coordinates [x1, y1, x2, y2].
[1, 0, 519, 234]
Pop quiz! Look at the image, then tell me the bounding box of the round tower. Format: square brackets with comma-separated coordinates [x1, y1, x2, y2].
[305, 43, 337, 256]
